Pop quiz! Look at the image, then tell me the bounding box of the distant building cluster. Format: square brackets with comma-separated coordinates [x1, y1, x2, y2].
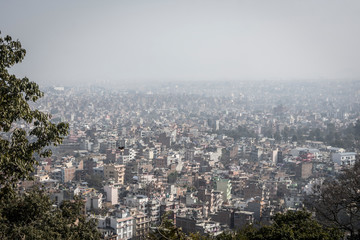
[18, 81, 360, 239]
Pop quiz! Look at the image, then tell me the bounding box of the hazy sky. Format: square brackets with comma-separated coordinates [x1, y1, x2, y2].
[1, 0, 360, 86]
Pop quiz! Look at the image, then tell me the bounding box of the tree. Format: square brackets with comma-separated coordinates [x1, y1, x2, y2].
[168, 171, 179, 184]
[0, 188, 100, 240]
[250, 211, 342, 240]
[306, 161, 360, 238]
[355, 120, 360, 141]
[150, 210, 342, 240]
[148, 212, 188, 240]
[0, 32, 68, 193]
[282, 126, 290, 142]
[0, 32, 100, 239]
[84, 173, 104, 190]
[274, 132, 281, 142]
[213, 211, 342, 240]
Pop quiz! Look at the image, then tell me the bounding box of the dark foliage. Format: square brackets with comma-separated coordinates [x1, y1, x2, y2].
[0, 32, 100, 239]
[306, 161, 360, 238]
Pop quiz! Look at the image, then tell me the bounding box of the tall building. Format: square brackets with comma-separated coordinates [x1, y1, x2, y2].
[104, 164, 125, 184]
[133, 212, 150, 240]
[272, 149, 278, 164]
[158, 133, 171, 148]
[332, 152, 356, 166]
[229, 145, 238, 158]
[61, 166, 75, 183]
[104, 184, 119, 205]
[250, 147, 262, 161]
[214, 178, 232, 203]
[97, 209, 134, 240]
[296, 162, 313, 179]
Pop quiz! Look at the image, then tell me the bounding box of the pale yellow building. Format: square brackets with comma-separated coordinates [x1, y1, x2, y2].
[103, 164, 125, 184]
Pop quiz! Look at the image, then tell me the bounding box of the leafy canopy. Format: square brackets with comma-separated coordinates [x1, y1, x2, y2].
[0, 31, 69, 191]
[306, 161, 360, 238]
[0, 31, 101, 239]
[151, 210, 343, 240]
[0, 188, 101, 240]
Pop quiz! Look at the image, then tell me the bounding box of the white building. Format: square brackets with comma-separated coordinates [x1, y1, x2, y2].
[332, 152, 356, 166]
[272, 149, 278, 164]
[124, 195, 148, 212]
[97, 209, 134, 240]
[110, 210, 134, 240]
[85, 192, 103, 211]
[104, 184, 118, 205]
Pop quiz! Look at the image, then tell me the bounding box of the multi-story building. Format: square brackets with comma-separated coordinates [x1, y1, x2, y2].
[133, 212, 151, 240]
[104, 164, 125, 184]
[104, 184, 119, 205]
[176, 216, 222, 236]
[125, 195, 148, 212]
[214, 178, 232, 203]
[332, 152, 357, 166]
[110, 210, 134, 240]
[146, 199, 161, 224]
[295, 162, 313, 179]
[97, 209, 134, 240]
[53, 166, 75, 183]
[85, 192, 103, 211]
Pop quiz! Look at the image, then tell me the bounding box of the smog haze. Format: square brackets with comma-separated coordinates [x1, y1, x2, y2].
[1, 0, 360, 87]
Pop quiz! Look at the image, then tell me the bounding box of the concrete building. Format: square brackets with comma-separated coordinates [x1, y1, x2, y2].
[215, 178, 232, 203]
[133, 212, 151, 240]
[60, 166, 75, 183]
[233, 211, 254, 229]
[125, 195, 148, 212]
[104, 185, 119, 205]
[184, 191, 197, 206]
[104, 164, 125, 184]
[295, 162, 313, 179]
[146, 199, 161, 224]
[85, 192, 103, 211]
[111, 209, 134, 240]
[97, 209, 134, 240]
[332, 152, 356, 166]
[176, 216, 222, 236]
[271, 149, 278, 164]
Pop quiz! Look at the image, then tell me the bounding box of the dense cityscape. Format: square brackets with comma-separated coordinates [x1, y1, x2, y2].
[17, 80, 360, 239]
[1, 1, 360, 239]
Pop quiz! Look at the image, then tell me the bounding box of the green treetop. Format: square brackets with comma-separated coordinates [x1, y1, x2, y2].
[0, 32, 68, 193]
[0, 32, 100, 239]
